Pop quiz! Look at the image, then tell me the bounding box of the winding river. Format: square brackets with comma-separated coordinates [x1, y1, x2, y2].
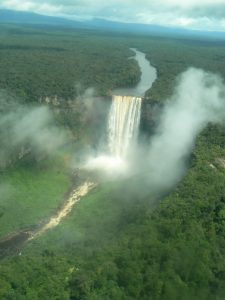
[113, 48, 157, 97]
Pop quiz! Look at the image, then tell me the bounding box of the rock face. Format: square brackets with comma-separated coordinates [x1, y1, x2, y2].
[18, 146, 32, 160]
[140, 99, 163, 137]
[0, 146, 32, 170]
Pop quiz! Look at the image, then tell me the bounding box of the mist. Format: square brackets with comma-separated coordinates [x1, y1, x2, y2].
[142, 67, 225, 193]
[0, 94, 68, 167]
[84, 67, 225, 190]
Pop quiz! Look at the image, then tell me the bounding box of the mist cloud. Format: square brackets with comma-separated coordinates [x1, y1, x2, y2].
[0, 95, 67, 166]
[83, 68, 225, 192]
[145, 68, 225, 192]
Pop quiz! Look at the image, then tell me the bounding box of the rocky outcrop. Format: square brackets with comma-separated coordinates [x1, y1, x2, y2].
[140, 99, 163, 136]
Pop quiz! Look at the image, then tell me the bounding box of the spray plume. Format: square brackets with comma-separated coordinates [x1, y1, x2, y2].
[85, 67, 225, 195]
[144, 68, 225, 192]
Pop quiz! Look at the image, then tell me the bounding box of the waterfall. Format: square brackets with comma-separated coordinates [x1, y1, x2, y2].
[108, 95, 142, 158]
[84, 48, 155, 174]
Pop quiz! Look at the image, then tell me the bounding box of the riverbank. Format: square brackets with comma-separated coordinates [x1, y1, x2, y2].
[0, 180, 97, 259]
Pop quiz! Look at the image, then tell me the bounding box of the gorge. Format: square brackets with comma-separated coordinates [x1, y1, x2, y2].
[85, 48, 157, 174]
[0, 48, 157, 257]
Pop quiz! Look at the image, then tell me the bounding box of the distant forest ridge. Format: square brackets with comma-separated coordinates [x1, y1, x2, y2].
[0, 9, 225, 40]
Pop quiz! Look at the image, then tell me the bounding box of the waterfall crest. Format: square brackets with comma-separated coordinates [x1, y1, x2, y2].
[108, 95, 142, 158]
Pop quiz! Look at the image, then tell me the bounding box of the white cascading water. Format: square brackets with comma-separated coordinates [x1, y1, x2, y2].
[84, 95, 142, 174]
[108, 95, 142, 158]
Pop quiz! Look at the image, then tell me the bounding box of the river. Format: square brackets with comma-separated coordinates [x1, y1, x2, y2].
[113, 48, 157, 97]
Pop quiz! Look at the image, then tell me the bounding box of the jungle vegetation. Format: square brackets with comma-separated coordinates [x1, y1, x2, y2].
[0, 24, 225, 299]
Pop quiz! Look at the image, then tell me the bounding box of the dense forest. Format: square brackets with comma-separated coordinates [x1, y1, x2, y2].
[0, 25, 140, 101]
[1, 24, 225, 299]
